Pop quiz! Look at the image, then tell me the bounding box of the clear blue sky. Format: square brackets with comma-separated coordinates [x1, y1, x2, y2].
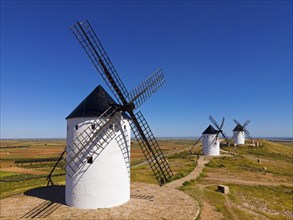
[1, 1, 292, 138]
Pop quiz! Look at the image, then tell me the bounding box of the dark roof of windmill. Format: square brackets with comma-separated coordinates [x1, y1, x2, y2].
[202, 125, 218, 134]
[233, 124, 244, 131]
[66, 85, 131, 120]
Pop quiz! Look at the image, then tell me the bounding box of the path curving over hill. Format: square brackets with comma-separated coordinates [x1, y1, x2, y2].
[165, 156, 211, 189]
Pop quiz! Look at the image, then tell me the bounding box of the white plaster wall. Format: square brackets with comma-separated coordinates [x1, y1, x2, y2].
[233, 131, 245, 145]
[65, 114, 131, 209]
[202, 134, 220, 156]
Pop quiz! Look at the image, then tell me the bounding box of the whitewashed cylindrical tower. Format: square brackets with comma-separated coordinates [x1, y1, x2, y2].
[233, 125, 245, 145]
[65, 85, 131, 209]
[202, 125, 220, 156]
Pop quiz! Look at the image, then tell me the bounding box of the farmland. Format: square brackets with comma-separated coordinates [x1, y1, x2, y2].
[0, 138, 194, 198]
[0, 139, 292, 219]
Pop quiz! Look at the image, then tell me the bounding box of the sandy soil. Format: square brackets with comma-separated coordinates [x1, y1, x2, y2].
[0, 182, 199, 220]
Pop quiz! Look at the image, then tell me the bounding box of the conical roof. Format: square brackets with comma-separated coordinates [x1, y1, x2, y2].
[66, 85, 128, 119]
[233, 124, 244, 131]
[202, 125, 218, 134]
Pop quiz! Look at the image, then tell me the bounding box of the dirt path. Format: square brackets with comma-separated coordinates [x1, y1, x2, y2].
[0, 167, 47, 175]
[164, 155, 237, 220]
[166, 156, 211, 188]
[164, 156, 230, 220]
[200, 201, 223, 220]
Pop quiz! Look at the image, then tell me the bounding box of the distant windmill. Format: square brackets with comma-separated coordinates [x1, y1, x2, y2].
[47, 20, 172, 209]
[233, 119, 253, 144]
[190, 116, 230, 156]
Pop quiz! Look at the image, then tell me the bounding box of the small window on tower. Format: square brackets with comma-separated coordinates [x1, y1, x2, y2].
[87, 156, 93, 164]
[124, 125, 126, 130]
[75, 125, 78, 130]
[91, 124, 96, 130]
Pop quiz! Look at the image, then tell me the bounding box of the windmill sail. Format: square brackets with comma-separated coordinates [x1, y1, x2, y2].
[243, 120, 251, 128]
[130, 111, 173, 185]
[70, 20, 129, 104]
[115, 124, 131, 178]
[243, 128, 253, 140]
[129, 68, 165, 109]
[233, 119, 241, 126]
[68, 20, 173, 186]
[209, 116, 230, 142]
[233, 119, 253, 140]
[221, 131, 230, 142]
[189, 136, 202, 153]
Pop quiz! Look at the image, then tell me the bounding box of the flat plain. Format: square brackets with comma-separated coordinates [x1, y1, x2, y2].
[0, 138, 292, 219]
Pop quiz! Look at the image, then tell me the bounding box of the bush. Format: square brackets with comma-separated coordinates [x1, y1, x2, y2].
[183, 179, 195, 186]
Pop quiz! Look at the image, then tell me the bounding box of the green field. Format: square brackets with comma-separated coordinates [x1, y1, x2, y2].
[0, 171, 17, 178]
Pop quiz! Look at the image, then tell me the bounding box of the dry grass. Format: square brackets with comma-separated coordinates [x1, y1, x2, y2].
[131, 151, 196, 184]
[0, 139, 195, 199]
[0, 139, 66, 159]
[180, 140, 293, 220]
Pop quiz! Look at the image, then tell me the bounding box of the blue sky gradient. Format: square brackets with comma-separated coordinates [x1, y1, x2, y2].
[1, 1, 292, 138]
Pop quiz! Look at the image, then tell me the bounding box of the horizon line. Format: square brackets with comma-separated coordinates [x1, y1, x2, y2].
[1, 136, 292, 140]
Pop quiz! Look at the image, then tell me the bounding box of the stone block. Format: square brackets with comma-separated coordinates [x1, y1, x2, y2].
[218, 185, 230, 194]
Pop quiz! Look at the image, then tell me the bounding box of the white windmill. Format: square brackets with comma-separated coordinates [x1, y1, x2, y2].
[65, 85, 131, 208]
[232, 119, 253, 145]
[189, 116, 230, 156]
[46, 20, 173, 209]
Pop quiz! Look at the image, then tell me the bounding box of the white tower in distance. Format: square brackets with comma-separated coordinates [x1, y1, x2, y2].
[202, 125, 220, 156]
[233, 124, 245, 145]
[189, 116, 229, 155]
[65, 85, 131, 209]
[232, 119, 252, 145]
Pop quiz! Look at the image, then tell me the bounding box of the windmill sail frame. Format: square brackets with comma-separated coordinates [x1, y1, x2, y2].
[65, 20, 173, 185]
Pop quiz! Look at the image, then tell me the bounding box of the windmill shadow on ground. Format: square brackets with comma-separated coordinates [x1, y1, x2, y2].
[24, 185, 66, 205]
